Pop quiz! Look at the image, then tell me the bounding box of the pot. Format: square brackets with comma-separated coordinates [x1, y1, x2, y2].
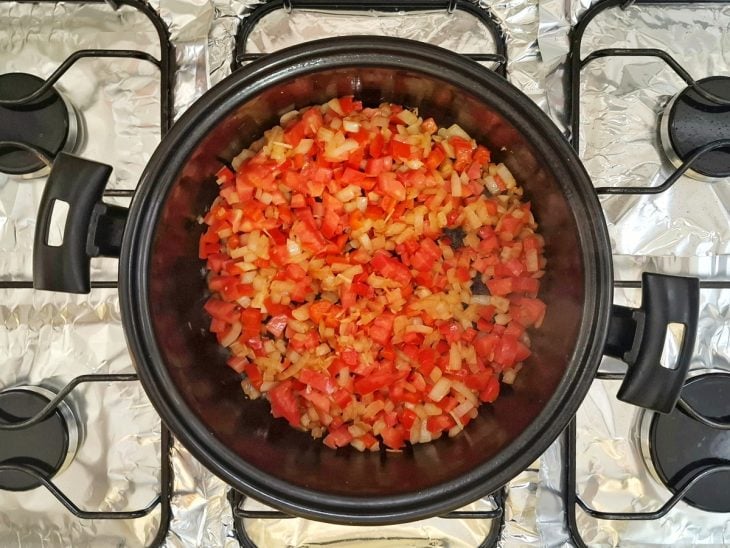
[32, 37, 699, 524]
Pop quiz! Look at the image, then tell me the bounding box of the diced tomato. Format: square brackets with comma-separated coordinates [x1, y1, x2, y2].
[380, 426, 406, 450]
[474, 333, 499, 359]
[494, 335, 519, 368]
[512, 276, 540, 295]
[400, 408, 418, 430]
[324, 425, 353, 449]
[450, 136, 473, 171]
[371, 252, 412, 286]
[204, 299, 239, 323]
[427, 414, 456, 434]
[391, 138, 415, 161]
[473, 145, 491, 164]
[341, 347, 359, 367]
[369, 132, 385, 158]
[354, 371, 400, 395]
[421, 117, 437, 134]
[339, 284, 356, 309]
[369, 313, 396, 347]
[365, 156, 391, 176]
[242, 362, 263, 387]
[378, 172, 406, 201]
[241, 308, 262, 340]
[486, 277, 513, 296]
[294, 220, 327, 253]
[299, 368, 336, 394]
[418, 348, 438, 376]
[500, 215, 523, 238]
[479, 376, 500, 403]
[465, 370, 493, 391]
[201, 97, 547, 452]
[302, 390, 331, 413]
[512, 297, 546, 327]
[301, 107, 323, 135]
[266, 314, 289, 338]
[332, 388, 352, 409]
[269, 380, 301, 427]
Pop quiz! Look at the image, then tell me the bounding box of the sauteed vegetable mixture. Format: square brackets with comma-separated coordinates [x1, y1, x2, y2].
[200, 97, 546, 451]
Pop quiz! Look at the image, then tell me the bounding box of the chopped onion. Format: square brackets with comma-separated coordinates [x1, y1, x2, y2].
[342, 119, 360, 133]
[286, 238, 301, 256]
[451, 171, 462, 197]
[220, 322, 241, 347]
[293, 138, 313, 155]
[428, 377, 451, 402]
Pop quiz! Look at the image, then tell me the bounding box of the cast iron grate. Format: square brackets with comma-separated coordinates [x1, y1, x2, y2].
[232, 0, 508, 76]
[228, 488, 506, 548]
[228, 0, 509, 541]
[568, 0, 730, 195]
[0, 375, 172, 536]
[0, 1, 176, 546]
[564, 292, 730, 547]
[229, 0, 507, 547]
[565, 2, 730, 542]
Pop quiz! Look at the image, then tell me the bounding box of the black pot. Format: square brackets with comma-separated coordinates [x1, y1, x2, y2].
[33, 37, 699, 524]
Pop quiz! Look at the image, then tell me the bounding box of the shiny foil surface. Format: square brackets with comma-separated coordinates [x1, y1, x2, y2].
[537, 1, 730, 545]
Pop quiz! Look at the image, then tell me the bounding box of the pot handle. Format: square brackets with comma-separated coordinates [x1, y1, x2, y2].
[605, 272, 699, 413]
[33, 153, 124, 294]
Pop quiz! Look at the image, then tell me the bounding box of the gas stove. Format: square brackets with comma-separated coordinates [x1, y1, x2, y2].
[1, 0, 729, 546]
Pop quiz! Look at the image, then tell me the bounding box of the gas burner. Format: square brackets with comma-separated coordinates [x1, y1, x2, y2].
[0, 72, 81, 178]
[659, 76, 730, 182]
[0, 385, 80, 492]
[639, 373, 730, 513]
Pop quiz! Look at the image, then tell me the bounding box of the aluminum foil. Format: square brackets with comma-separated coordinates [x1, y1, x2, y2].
[535, 2, 730, 544]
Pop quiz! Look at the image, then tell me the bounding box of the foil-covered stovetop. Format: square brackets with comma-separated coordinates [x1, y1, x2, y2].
[1, 1, 729, 546]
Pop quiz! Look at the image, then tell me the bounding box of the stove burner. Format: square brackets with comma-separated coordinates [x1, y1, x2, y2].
[641, 373, 730, 513]
[0, 73, 80, 177]
[659, 76, 730, 182]
[0, 386, 79, 492]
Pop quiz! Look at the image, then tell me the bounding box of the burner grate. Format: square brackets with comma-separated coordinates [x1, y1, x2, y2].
[228, 489, 506, 548]
[0, 0, 175, 198]
[0, 1, 176, 545]
[568, 0, 730, 195]
[0, 374, 172, 531]
[565, 1, 730, 543]
[227, 0, 510, 540]
[232, 0, 507, 76]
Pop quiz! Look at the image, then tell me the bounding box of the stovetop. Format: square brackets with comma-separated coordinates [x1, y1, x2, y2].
[1, 1, 729, 546]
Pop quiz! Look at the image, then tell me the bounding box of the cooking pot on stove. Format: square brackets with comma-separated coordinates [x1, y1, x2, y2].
[32, 37, 699, 524]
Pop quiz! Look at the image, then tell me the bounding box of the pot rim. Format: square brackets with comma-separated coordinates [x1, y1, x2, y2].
[120, 36, 612, 524]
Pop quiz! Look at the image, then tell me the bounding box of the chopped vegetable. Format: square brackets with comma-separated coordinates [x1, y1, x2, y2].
[200, 97, 547, 451]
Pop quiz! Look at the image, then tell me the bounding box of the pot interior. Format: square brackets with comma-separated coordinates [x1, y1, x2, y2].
[146, 65, 586, 498]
